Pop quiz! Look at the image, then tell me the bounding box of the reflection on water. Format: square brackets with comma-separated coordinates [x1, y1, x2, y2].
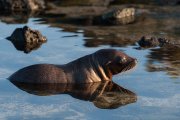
[7, 36, 47, 53]
[10, 81, 137, 109]
[146, 46, 180, 78]
[0, 11, 40, 24]
[84, 37, 135, 47]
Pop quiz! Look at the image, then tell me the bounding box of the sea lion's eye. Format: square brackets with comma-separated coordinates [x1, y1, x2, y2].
[120, 57, 126, 63]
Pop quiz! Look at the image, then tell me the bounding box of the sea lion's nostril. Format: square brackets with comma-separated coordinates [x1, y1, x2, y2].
[130, 58, 137, 64]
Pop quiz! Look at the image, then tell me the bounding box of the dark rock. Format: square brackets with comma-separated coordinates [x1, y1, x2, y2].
[0, 0, 45, 11]
[102, 8, 135, 19]
[138, 36, 178, 48]
[138, 36, 160, 48]
[158, 38, 173, 46]
[7, 26, 47, 53]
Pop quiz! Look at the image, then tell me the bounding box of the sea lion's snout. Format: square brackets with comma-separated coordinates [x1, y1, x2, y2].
[105, 50, 137, 75]
[126, 57, 137, 66]
[126, 57, 137, 70]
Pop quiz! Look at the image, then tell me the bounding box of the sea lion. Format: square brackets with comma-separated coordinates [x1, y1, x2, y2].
[10, 81, 137, 109]
[9, 49, 137, 83]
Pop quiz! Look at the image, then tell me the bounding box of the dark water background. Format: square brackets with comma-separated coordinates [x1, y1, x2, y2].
[0, 1, 180, 120]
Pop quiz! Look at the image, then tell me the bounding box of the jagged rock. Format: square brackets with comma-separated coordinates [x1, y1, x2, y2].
[0, 0, 45, 11]
[99, 8, 135, 25]
[138, 36, 177, 48]
[7, 26, 47, 53]
[138, 36, 160, 47]
[102, 8, 135, 19]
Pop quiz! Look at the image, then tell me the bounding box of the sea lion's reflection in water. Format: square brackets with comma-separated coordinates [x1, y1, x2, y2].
[10, 81, 137, 109]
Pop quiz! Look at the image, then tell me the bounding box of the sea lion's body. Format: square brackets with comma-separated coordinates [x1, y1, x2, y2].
[9, 49, 137, 83]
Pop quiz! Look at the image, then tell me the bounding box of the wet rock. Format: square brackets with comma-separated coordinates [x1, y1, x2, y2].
[138, 36, 160, 48]
[0, 0, 45, 11]
[102, 8, 135, 19]
[98, 8, 136, 25]
[7, 26, 47, 53]
[138, 36, 177, 48]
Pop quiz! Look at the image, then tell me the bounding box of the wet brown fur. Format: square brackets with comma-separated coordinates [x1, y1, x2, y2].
[9, 49, 137, 84]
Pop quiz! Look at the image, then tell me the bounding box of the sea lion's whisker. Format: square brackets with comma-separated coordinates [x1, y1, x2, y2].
[123, 61, 135, 72]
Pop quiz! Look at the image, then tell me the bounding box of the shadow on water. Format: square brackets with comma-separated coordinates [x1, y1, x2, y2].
[146, 46, 180, 78]
[10, 81, 137, 109]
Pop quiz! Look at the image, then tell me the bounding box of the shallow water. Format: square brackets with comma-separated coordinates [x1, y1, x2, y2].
[0, 4, 180, 120]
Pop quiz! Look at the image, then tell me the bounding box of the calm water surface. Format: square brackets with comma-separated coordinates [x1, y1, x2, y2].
[0, 6, 180, 120]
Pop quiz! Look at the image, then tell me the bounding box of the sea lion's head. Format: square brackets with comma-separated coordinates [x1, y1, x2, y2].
[94, 49, 137, 76]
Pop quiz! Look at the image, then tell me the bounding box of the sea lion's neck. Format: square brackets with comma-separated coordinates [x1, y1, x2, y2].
[58, 54, 112, 83]
[90, 53, 112, 81]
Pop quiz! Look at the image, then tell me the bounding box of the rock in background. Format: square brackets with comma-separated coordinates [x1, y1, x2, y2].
[7, 26, 47, 53]
[0, 0, 45, 11]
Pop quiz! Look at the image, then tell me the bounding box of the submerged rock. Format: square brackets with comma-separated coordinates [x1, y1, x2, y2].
[7, 26, 47, 53]
[0, 0, 45, 11]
